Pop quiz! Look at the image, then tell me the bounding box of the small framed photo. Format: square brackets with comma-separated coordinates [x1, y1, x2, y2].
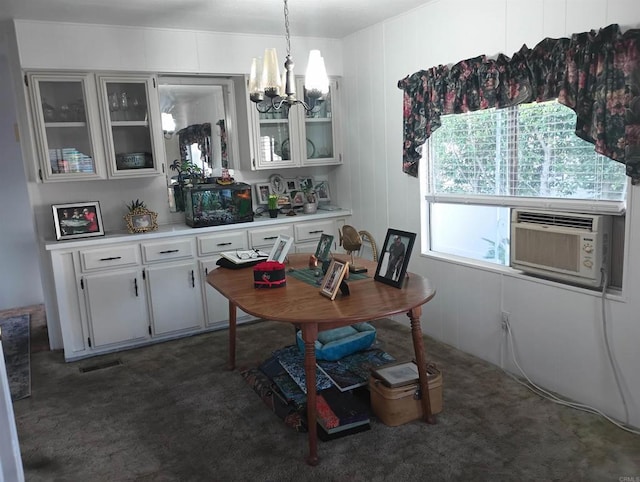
[315, 181, 331, 202]
[374, 229, 416, 288]
[267, 234, 294, 263]
[298, 177, 314, 191]
[125, 207, 158, 234]
[255, 183, 272, 204]
[320, 259, 349, 300]
[285, 178, 298, 193]
[52, 201, 104, 241]
[289, 190, 305, 207]
[314, 234, 334, 261]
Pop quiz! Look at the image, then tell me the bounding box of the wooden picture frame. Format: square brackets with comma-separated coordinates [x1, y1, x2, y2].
[315, 180, 331, 202]
[255, 183, 272, 204]
[125, 207, 158, 234]
[374, 229, 416, 288]
[52, 201, 105, 241]
[320, 259, 349, 300]
[314, 233, 334, 261]
[267, 234, 293, 263]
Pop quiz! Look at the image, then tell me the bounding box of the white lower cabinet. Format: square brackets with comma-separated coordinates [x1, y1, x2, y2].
[46, 211, 351, 360]
[145, 261, 204, 336]
[83, 268, 149, 348]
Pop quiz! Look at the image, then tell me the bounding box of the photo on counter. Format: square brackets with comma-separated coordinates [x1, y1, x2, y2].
[52, 201, 104, 241]
[255, 183, 272, 204]
[315, 181, 331, 202]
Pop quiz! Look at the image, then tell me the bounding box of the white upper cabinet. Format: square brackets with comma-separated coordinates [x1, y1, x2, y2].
[27, 72, 106, 181]
[249, 77, 341, 170]
[27, 72, 165, 182]
[96, 75, 165, 178]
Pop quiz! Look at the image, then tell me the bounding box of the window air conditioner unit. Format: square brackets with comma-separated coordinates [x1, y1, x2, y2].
[510, 209, 612, 288]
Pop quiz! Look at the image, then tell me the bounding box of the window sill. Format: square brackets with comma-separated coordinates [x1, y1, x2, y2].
[419, 251, 626, 303]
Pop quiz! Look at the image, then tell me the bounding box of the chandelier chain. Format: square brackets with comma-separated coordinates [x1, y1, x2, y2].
[284, 0, 291, 56]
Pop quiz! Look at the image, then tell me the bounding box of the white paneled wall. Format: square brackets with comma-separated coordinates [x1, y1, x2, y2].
[343, 0, 640, 427]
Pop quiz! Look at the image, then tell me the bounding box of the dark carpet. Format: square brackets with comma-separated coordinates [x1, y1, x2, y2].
[0, 313, 31, 400]
[13, 318, 640, 481]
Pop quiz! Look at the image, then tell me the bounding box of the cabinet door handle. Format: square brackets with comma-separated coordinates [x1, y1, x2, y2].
[217, 242, 232, 246]
[134, 278, 138, 297]
[99, 256, 122, 261]
[159, 249, 179, 254]
[191, 270, 195, 288]
[263, 236, 278, 240]
[308, 230, 324, 234]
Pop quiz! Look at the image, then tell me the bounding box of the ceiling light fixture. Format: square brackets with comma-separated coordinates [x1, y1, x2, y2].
[248, 0, 329, 115]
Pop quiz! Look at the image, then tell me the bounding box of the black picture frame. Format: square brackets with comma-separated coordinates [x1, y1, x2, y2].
[52, 201, 105, 241]
[374, 229, 416, 288]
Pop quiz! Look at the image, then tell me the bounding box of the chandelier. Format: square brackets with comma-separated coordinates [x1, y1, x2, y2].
[248, 0, 329, 114]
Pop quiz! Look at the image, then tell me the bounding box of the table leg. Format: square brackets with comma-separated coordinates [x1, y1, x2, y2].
[228, 301, 237, 370]
[407, 306, 436, 424]
[301, 323, 319, 466]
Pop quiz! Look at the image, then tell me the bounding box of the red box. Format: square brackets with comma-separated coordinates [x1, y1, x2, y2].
[253, 261, 287, 288]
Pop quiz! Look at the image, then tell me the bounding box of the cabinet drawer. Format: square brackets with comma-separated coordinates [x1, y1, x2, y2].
[197, 231, 247, 256]
[249, 225, 294, 248]
[142, 239, 194, 263]
[80, 244, 140, 271]
[294, 220, 336, 243]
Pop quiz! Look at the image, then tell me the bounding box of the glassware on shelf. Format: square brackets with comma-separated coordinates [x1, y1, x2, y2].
[119, 92, 129, 121]
[109, 92, 119, 120]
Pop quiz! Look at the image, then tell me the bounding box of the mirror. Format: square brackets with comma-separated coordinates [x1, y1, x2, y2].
[158, 76, 241, 212]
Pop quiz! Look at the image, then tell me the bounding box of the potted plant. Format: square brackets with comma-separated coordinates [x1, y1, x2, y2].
[169, 160, 202, 211]
[302, 187, 318, 214]
[268, 194, 279, 218]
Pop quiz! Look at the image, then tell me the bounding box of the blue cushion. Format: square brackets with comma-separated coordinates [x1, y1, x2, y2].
[296, 322, 376, 361]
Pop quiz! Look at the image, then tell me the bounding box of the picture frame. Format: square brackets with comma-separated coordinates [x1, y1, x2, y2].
[315, 180, 331, 202]
[289, 190, 305, 207]
[314, 233, 334, 261]
[298, 177, 314, 191]
[284, 178, 298, 193]
[52, 201, 105, 241]
[320, 259, 349, 300]
[255, 183, 272, 204]
[374, 229, 416, 288]
[267, 234, 294, 263]
[124, 207, 158, 234]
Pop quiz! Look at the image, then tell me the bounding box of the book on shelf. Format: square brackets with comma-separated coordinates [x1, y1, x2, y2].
[317, 421, 371, 441]
[219, 249, 269, 265]
[320, 386, 371, 425]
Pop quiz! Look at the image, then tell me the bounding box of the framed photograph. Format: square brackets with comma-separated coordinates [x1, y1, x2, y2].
[255, 183, 272, 204]
[267, 234, 294, 263]
[315, 181, 331, 202]
[298, 177, 314, 191]
[125, 207, 158, 234]
[52, 201, 104, 241]
[269, 173, 287, 195]
[374, 229, 416, 288]
[314, 234, 334, 261]
[320, 259, 349, 300]
[284, 178, 298, 193]
[289, 190, 305, 207]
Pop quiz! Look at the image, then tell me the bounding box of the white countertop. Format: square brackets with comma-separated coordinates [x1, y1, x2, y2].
[44, 208, 352, 250]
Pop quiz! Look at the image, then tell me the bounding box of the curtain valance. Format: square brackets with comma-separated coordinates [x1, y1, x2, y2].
[397, 24, 640, 183]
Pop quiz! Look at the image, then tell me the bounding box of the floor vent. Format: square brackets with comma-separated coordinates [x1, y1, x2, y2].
[79, 359, 123, 373]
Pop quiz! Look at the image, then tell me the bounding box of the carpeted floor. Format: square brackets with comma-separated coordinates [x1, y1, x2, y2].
[0, 313, 31, 400]
[12, 316, 640, 481]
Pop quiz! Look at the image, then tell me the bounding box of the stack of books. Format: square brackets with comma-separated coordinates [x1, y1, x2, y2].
[316, 387, 371, 441]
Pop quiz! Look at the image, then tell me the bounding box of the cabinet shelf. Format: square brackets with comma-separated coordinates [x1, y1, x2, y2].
[110, 120, 149, 127]
[45, 122, 87, 128]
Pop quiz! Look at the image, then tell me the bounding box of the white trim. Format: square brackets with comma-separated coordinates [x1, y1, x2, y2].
[423, 193, 626, 215]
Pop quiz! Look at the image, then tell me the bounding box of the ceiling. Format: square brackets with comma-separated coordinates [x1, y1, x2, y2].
[0, 0, 432, 39]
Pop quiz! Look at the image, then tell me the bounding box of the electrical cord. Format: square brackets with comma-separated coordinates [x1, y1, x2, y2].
[599, 268, 630, 424]
[501, 316, 640, 436]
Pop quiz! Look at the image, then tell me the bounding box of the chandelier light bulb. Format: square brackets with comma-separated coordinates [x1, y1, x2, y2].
[261, 48, 282, 98]
[248, 57, 264, 102]
[305, 50, 329, 98]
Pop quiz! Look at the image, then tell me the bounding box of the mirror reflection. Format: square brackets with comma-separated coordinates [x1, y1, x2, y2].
[158, 76, 239, 212]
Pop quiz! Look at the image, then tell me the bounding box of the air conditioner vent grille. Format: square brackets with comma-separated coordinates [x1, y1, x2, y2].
[516, 211, 594, 230]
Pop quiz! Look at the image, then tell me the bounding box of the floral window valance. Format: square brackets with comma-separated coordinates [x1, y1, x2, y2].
[397, 24, 640, 184]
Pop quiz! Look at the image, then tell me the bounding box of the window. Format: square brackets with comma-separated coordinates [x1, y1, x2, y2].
[425, 100, 627, 266]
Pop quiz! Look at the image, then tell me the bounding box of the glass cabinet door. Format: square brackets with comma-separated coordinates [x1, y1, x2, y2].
[98, 75, 164, 178]
[28, 73, 104, 181]
[298, 78, 341, 166]
[251, 103, 298, 169]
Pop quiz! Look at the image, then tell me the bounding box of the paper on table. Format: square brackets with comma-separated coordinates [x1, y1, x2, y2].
[219, 250, 269, 265]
